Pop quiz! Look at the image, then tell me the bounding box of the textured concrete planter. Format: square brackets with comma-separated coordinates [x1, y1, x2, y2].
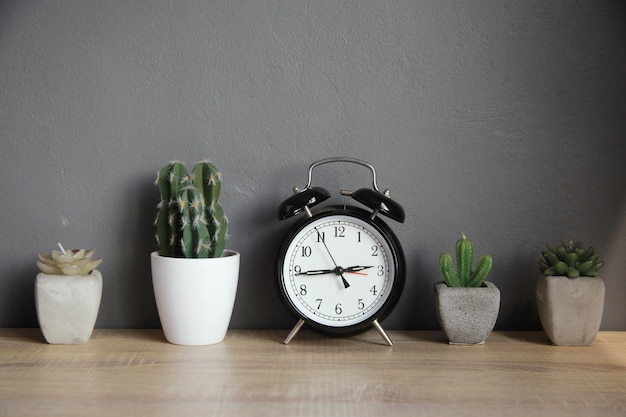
[151, 250, 240, 346]
[35, 270, 102, 344]
[536, 275, 605, 346]
[434, 281, 500, 345]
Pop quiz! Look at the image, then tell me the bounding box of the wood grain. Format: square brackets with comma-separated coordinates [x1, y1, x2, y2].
[1, 329, 625, 417]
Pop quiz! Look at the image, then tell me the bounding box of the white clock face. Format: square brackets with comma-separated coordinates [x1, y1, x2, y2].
[280, 213, 397, 328]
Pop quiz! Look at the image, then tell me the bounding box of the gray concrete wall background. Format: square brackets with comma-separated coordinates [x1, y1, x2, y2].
[1, 1, 625, 330]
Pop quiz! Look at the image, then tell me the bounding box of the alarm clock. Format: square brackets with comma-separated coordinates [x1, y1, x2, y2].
[275, 157, 406, 345]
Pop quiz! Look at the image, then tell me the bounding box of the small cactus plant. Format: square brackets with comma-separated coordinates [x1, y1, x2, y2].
[440, 232, 493, 287]
[154, 160, 228, 258]
[538, 240, 604, 278]
[37, 243, 103, 276]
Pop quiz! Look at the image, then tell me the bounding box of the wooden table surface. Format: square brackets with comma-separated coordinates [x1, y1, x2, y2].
[1, 329, 625, 417]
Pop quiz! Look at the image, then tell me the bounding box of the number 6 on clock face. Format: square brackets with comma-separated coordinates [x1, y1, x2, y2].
[276, 206, 405, 336]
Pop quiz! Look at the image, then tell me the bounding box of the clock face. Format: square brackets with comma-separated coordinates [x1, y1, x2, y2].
[277, 207, 405, 334]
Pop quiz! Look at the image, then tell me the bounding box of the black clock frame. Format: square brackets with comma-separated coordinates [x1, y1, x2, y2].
[275, 205, 406, 337]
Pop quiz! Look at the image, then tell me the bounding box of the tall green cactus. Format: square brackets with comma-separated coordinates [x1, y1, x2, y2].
[440, 232, 493, 287]
[155, 161, 228, 258]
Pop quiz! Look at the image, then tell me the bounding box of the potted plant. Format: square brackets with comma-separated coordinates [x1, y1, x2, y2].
[150, 160, 240, 346]
[536, 240, 605, 346]
[434, 232, 499, 344]
[35, 243, 103, 344]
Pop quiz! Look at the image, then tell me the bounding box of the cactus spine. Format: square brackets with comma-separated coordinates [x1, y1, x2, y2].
[155, 161, 228, 258]
[440, 232, 493, 287]
[538, 240, 603, 278]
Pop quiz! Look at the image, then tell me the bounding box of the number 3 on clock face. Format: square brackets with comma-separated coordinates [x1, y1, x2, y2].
[276, 206, 405, 335]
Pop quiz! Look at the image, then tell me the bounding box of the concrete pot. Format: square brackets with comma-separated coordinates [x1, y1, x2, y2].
[536, 275, 605, 346]
[434, 281, 500, 345]
[35, 270, 102, 344]
[151, 250, 240, 346]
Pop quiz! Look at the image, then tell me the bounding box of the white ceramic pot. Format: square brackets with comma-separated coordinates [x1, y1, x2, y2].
[150, 250, 240, 346]
[434, 281, 500, 345]
[536, 275, 605, 346]
[35, 270, 102, 344]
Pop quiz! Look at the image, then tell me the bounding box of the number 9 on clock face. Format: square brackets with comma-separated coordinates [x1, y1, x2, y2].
[276, 206, 405, 335]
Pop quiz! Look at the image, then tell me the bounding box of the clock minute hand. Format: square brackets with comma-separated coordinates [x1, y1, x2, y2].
[296, 268, 333, 276]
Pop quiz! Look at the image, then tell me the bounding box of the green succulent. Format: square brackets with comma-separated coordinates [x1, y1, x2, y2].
[539, 240, 603, 278]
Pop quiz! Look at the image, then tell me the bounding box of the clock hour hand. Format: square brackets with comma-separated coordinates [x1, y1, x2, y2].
[296, 268, 333, 276]
[344, 265, 374, 273]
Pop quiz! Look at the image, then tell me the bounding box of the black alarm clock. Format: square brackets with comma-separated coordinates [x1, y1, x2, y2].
[275, 157, 406, 345]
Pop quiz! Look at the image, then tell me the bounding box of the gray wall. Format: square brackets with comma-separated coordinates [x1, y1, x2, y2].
[1, 1, 625, 331]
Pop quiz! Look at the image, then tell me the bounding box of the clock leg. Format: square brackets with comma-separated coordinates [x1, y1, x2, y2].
[372, 319, 393, 346]
[283, 319, 305, 344]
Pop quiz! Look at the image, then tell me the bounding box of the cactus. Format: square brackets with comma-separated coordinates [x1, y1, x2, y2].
[439, 232, 493, 287]
[37, 243, 102, 276]
[538, 240, 603, 278]
[154, 161, 228, 258]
